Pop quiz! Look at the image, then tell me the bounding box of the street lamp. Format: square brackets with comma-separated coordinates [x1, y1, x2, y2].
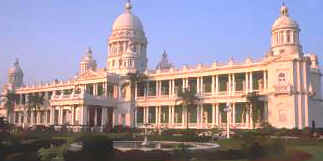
[223, 102, 232, 139]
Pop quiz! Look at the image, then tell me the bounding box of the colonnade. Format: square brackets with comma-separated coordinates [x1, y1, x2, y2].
[136, 102, 267, 129]
[136, 71, 268, 98]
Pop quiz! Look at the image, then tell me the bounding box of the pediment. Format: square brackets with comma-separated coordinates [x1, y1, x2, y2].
[77, 70, 103, 80]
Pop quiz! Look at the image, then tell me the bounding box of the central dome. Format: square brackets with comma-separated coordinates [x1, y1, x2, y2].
[112, 2, 144, 31]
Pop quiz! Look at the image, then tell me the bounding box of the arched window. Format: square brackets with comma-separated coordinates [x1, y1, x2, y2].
[112, 60, 115, 67]
[119, 59, 122, 67]
[280, 31, 284, 44]
[286, 31, 291, 43]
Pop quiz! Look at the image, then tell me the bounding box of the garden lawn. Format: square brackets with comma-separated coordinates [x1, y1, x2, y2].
[287, 140, 323, 161]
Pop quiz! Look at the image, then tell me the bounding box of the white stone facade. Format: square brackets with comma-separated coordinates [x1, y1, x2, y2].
[1, 2, 322, 130]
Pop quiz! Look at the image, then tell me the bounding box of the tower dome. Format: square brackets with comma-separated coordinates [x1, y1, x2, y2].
[80, 47, 97, 74]
[272, 4, 299, 30]
[271, 3, 302, 57]
[8, 58, 24, 88]
[112, 1, 144, 31]
[8, 58, 23, 75]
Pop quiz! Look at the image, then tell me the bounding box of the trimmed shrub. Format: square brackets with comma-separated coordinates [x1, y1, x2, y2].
[78, 134, 114, 161]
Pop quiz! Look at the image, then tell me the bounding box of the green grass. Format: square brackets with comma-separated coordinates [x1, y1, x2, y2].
[287, 140, 323, 161]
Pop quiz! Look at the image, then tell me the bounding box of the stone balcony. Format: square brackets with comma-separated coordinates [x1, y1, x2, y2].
[50, 91, 117, 106]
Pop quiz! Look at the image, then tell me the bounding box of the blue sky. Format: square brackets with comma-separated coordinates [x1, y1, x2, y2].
[0, 0, 322, 90]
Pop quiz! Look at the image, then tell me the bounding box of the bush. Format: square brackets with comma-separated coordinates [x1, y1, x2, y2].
[78, 134, 114, 161]
[39, 146, 65, 161]
[110, 125, 138, 133]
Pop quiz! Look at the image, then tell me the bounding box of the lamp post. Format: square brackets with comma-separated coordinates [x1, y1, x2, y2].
[223, 102, 232, 139]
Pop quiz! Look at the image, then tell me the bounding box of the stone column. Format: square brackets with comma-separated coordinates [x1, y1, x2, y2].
[264, 71, 267, 90]
[170, 106, 174, 126]
[216, 104, 219, 126]
[228, 74, 232, 95]
[212, 76, 215, 95]
[212, 104, 216, 127]
[102, 108, 107, 127]
[197, 77, 200, 94]
[200, 77, 204, 94]
[50, 107, 54, 125]
[216, 75, 219, 95]
[172, 80, 175, 96]
[156, 81, 159, 96]
[232, 74, 236, 94]
[31, 111, 34, 126]
[168, 80, 172, 97]
[245, 72, 249, 93]
[81, 105, 87, 126]
[182, 106, 186, 128]
[60, 107, 64, 125]
[250, 72, 253, 92]
[155, 106, 159, 126]
[94, 107, 97, 126]
[232, 103, 236, 124]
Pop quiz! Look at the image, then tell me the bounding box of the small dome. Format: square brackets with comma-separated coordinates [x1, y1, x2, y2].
[81, 47, 94, 62]
[272, 4, 299, 30]
[8, 58, 23, 74]
[156, 50, 173, 70]
[112, 2, 144, 31]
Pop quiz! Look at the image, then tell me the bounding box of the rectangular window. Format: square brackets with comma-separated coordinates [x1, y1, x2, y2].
[203, 76, 212, 93]
[235, 73, 245, 91]
[147, 81, 156, 96]
[148, 107, 156, 123]
[136, 82, 145, 97]
[161, 106, 169, 123]
[175, 106, 183, 123]
[203, 104, 213, 123]
[235, 103, 245, 123]
[161, 80, 169, 96]
[97, 83, 104, 96]
[174, 79, 183, 95]
[219, 104, 227, 123]
[136, 107, 144, 123]
[47, 110, 51, 123]
[40, 111, 45, 124]
[219, 75, 228, 92]
[54, 110, 59, 125]
[188, 105, 197, 123]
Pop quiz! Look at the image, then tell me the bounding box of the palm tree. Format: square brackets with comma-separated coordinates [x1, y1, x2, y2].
[1, 92, 17, 124]
[25, 94, 45, 124]
[176, 87, 200, 129]
[26, 94, 45, 111]
[243, 91, 264, 129]
[127, 71, 147, 126]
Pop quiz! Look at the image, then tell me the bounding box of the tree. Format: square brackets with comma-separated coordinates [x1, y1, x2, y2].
[25, 94, 45, 123]
[26, 94, 45, 111]
[127, 71, 147, 125]
[243, 92, 264, 129]
[1, 92, 17, 123]
[176, 87, 200, 129]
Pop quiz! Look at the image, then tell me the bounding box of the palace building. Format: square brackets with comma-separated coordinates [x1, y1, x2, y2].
[1, 2, 322, 131]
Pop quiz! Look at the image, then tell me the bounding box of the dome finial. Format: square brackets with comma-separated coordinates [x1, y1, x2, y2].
[125, 0, 132, 11]
[86, 47, 92, 54]
[14, 58, 19, 66]
[280, 1, 289, 16]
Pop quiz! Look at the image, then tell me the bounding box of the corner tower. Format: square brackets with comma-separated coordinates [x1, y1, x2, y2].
[106, 1, 148, 75]
[8, 58, 24, 88]
[271, 3, 302, 57]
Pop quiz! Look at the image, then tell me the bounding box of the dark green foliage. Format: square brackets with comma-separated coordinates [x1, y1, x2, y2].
[176, 87, 200, 129]
[77, 134, 114, 161]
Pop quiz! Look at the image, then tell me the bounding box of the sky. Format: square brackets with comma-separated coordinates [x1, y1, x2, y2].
[0, 0, 322, 91]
